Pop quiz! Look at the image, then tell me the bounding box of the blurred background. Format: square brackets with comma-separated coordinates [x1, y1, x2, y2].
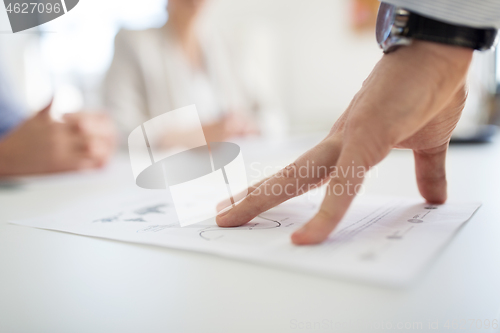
[0, 0, 498, 137]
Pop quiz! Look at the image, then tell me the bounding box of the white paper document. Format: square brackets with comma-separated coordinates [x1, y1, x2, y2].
[10, 192, 480, 287]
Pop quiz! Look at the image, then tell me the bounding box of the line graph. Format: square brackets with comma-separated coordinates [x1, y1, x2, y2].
[199, 216, 287, 241]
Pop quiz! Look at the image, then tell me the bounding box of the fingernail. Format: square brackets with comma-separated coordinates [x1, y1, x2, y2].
[217, 205, 234, 218]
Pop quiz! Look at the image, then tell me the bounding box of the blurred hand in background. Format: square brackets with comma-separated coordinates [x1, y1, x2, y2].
[0, 103, 116, 176]
[202, 112, 259, 142]
[158, 112, 259, 149]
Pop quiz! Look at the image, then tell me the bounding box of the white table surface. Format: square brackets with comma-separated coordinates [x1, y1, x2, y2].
[1, 135, 499, 333]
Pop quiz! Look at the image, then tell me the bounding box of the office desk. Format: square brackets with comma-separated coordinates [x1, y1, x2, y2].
[1, 135, 499, 333]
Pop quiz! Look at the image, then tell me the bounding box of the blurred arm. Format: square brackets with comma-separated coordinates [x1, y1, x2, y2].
[0, 106, 116, 177]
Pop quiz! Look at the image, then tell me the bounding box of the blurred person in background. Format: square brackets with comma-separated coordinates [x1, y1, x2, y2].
[0, 68, 117, 176]
[104, 0, 284, 147]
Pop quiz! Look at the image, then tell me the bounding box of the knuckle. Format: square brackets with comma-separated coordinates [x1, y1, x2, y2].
[243, 191, 267, 210]
[316, 208, 337, 224]
[346, 135, 390, 167]
[276, 163, 297, 179]
[328, 173, 345, 185]
[420, 173, 446, 184]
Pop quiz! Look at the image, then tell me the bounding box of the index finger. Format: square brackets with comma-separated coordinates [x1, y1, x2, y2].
[216, 138, 342, 227]
[216, 175, 272, 213]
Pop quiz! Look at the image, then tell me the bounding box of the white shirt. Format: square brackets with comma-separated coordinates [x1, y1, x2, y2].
[103, 25, 284, 139]
[191, 71, 221, 124]
[382, 0, 500, 29]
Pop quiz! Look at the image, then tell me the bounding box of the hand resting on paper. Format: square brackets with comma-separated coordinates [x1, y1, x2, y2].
[216, 41, 473, 245]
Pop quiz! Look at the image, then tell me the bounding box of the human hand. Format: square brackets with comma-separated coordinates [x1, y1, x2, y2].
[216, 41, 473, 245]
[0, 104, 117, 176]
[159, 112, 258, 149]
[203, 112, 259, 143]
